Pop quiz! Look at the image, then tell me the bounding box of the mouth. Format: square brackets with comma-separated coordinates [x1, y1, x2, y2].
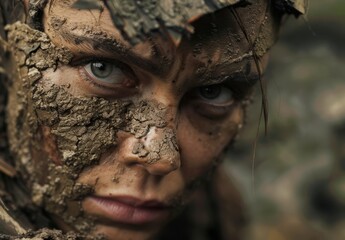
[84, 195, 172, 225]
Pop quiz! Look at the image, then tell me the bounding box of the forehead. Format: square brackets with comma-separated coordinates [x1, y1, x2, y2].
[43, 1, 267, 64]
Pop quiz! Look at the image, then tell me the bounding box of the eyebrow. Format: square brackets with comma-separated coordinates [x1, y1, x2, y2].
[199, 71, 260, 87]
[197, 56, 259, 86]
[59, 29, 259, 86]
[60, 30, 167, 76]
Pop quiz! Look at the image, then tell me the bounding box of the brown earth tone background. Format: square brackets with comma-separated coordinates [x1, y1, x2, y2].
[225, 1, 345, 239]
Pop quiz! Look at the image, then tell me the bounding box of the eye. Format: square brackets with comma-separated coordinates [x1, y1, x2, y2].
[188, 84, 235, 119]
[88, 62, 116, 81]
[83, 60, 135, 87]
[197, 85, 233, 106]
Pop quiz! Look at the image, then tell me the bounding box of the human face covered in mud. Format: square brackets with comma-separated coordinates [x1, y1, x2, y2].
[4, 0, 282, 239]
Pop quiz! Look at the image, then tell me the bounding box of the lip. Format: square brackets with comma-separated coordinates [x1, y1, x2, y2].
[84, 196, 172, 225]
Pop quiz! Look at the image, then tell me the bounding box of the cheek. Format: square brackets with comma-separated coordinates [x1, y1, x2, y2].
[178, 104, 243, 181]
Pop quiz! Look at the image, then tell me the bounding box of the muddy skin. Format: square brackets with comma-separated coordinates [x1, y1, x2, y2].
[98, 0, 245, 45]
[78, 0, 290, 51]
[55, 0, 282, 58]
[5, 21, 182, 236]
[5, 4, 268, 237]
[86, 0, 307, 45]
[0, 0, 310, 239]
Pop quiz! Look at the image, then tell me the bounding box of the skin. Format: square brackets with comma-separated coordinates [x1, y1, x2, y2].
[6, 0, 271, 239]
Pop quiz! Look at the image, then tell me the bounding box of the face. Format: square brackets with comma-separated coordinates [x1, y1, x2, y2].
[6, 0, 272, 239]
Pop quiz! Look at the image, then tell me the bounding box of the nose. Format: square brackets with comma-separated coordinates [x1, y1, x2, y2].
[118, 126, 180, 176]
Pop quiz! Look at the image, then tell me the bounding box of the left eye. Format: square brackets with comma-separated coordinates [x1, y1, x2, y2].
[197, 85, 233, 105]
[84, 61, 129, 85]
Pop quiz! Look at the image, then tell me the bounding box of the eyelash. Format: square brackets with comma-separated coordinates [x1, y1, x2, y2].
[71, 57, 134, 77]
[186, 77, 257, 119]
[78, 66, 109, 90]
[72, 57, 255, 106]
[197, 80, 254, 100]
[73, 58, 139, 98]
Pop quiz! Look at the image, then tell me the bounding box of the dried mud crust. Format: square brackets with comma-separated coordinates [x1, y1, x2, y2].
[0, 0, 309, 238]
[4, 21, 180, 234]
[0, 228, 87, 240]
[73, 0, 308, 44]
[2, 0, 279, 236]
[70, 0, 283, 57]
[102, 0, 244, 44]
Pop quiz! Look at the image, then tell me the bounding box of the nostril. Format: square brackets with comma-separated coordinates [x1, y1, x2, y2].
[145, 160, 179, 176]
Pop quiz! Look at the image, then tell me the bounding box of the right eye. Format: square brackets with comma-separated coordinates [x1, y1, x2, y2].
[197, 85, 233, 106]
[83, 60, 136, 88]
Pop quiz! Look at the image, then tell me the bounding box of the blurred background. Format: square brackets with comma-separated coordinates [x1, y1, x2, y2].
[225, 1, 345, 239]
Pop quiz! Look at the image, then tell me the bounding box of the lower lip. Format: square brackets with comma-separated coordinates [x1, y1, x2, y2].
[85, 197, 171, 225]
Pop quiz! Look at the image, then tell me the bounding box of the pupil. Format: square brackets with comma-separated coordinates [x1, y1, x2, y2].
[91, 61, 112, 78]
[94, 62, 106, 71]
[200, 86, 221, 99]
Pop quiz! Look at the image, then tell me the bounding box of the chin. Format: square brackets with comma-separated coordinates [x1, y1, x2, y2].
[91, 224, 162, 240]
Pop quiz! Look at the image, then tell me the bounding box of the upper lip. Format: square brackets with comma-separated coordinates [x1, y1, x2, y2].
[93, 195, 171, 209]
